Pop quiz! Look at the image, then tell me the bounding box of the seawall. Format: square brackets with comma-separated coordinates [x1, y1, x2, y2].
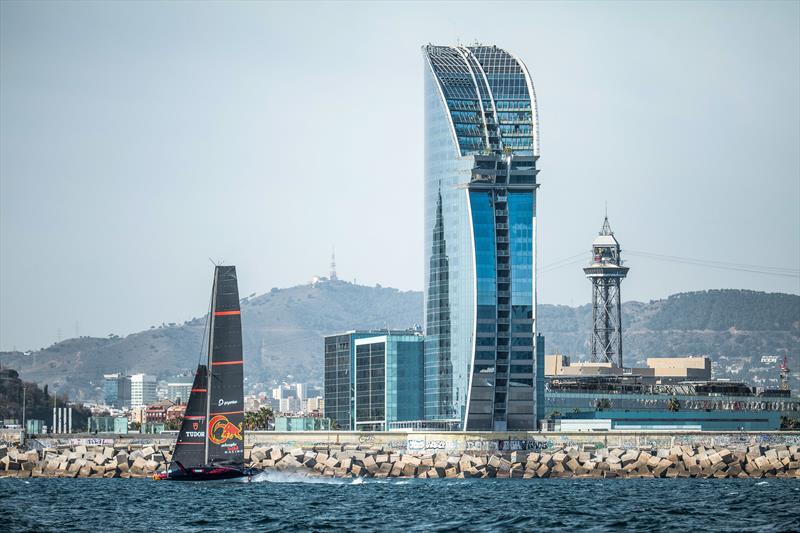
[2, 431, 799, 479]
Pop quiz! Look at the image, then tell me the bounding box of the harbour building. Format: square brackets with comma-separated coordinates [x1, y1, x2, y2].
[423, 44, 542, 430]
[324, 330, 425, 431]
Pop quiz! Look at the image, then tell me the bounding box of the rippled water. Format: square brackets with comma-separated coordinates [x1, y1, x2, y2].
[2, 474, 799, 532]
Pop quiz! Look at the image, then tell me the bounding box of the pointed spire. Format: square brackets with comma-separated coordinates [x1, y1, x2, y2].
[600, 216, 613, 236]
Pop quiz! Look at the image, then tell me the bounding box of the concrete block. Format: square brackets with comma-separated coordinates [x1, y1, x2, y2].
[621, 451, 639, 466]
[510, 452, 528, 464]
[363, 455, 378, 473]
[403, 455, 421, 466]
[402, 464, 417, 477]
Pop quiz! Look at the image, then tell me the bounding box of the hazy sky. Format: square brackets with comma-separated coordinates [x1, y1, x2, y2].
[1, 1, 798, 351]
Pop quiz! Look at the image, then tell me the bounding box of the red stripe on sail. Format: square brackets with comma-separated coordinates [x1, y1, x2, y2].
[211, 410, 244, 416]
[191, 388, 207, 392]
[214, 310, 240, 316]
[211, 360, 243, 366]
[176, 442, 204, 445]
[184, 416, 205, 420]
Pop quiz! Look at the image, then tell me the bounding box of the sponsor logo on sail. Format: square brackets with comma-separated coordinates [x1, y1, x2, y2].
[192, 422, 199, 431]
[218, 399, 238, 407]
[208, 414, 243, 445]
[186, 431, 205, 438]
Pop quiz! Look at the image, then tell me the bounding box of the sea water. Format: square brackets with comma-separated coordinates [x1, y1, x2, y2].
[1, 476, 798, 532]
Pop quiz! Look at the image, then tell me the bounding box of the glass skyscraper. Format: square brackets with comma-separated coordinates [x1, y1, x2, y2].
[423, 44, 542, 431]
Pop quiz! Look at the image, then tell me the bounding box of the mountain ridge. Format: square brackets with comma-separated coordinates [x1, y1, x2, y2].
[1, 283, 797, 401]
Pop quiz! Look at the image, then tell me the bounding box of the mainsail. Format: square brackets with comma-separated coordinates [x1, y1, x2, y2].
[205, 265, 245, 467]
[172, 364, 208, 467]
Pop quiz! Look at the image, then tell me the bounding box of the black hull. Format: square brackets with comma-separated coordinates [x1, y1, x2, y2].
[162, 466, 262, 482]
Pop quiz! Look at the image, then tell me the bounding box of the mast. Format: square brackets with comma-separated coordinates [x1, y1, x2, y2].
[204, 267, 218, 465]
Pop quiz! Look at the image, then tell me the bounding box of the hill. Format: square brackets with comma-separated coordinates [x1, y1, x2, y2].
[1, 285, 797, 401]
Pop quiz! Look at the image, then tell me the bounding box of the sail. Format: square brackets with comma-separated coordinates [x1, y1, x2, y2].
[172, 364, 208, 467]
[206, 265, 245, 466]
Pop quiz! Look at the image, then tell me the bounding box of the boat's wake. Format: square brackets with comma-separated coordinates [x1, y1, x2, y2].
[249, 471, 365, 485]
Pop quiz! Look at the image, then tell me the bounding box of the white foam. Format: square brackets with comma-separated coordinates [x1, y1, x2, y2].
[250, 471, 364, 485]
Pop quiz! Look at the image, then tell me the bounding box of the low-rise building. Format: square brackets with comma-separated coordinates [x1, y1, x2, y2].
[274, 416, 331, 431]
[144, 399, 175, 423]
[544, 355, 711, 383]
[165, 403, 187, 422]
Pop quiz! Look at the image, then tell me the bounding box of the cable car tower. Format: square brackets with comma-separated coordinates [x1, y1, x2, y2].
[583, 216, 629, 368]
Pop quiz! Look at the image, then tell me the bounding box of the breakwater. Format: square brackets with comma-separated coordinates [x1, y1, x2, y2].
[2, 438, 799, 479]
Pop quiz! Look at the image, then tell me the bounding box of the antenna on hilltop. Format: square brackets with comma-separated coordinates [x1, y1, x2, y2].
[330, 246, 338, 281]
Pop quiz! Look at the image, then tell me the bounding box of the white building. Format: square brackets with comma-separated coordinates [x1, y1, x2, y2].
[279, 397, 302, 414]
[306, 397, 324, 413]
[167, 381, 193, 404]
[130, 374, 157, 408]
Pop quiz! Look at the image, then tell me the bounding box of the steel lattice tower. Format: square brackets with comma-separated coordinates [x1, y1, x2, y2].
[583, 217, 629, 368]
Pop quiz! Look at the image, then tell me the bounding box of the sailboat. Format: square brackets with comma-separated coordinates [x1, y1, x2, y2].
[155, 265, 261, 481]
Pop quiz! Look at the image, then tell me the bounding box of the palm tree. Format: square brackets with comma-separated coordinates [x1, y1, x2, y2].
[595, 398, 612, 411]
[165, 417, 182, 431]
[667, 397, 681, 412]
[244, 406, 273, 430]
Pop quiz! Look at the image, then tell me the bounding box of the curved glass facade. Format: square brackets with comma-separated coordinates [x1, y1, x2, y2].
[423, 45, 541, 430]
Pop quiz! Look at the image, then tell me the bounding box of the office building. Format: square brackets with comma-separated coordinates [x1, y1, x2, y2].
[103, 373, 131, 409]
[130, 373, 157, 409]
[324, 329, 424, 430]
[167, 381, 193, 404]
[423, 44, 542, 430]
[354, 332, 425, 431]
